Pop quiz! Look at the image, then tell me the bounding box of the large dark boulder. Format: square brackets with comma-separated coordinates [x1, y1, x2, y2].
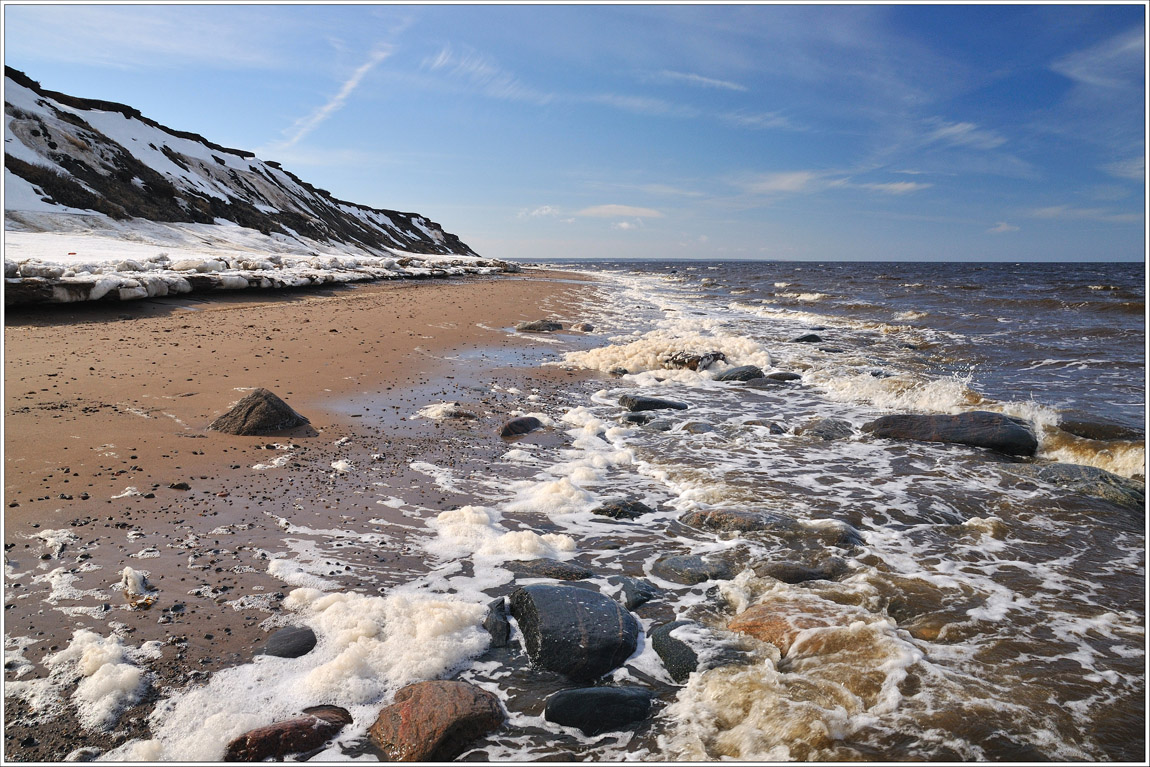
[368, 680, 504, 762]
[543, 686, 652, 735]
[508, 584, 639, 681]
[208, 388, 309, 435]
[224, 706, 351, 761]
[862, 411, 1038, 457]
[618, 395, 689, 412]
[791, 333, 823, 343]
[715, 365, 764, 382]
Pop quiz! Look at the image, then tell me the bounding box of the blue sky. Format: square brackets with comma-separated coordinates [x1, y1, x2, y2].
[3, 3, 1146, 261]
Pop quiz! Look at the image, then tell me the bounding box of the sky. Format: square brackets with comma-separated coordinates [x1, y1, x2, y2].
[2, 2, 1146, 262]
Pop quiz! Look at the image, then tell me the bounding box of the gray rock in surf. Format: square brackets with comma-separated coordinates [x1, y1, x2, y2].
[618, 395, 689, 412]
[1002, 463, 1145, 509]
[208, 388, 309, 435]
[590, 499, 655, 520]
[715, 365, 764, 382]
[862, 411, 1038, 457]
[509, 584, 639, 682]
[543, 686, 652, 735]
[650, 554, 736, 585]
[504, 558, 595, 581]
[796, 418, 854, 441]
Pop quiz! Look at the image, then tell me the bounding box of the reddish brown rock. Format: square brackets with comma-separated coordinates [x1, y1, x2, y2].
[223, 705, 351, 761]
[368, 680, 504, 762]
[727, 598, 841, 655]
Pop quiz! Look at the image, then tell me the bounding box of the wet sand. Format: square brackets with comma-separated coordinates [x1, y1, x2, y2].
[2, 271, 605, 761]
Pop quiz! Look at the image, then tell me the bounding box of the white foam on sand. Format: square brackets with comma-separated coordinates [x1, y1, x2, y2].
[6, 629, 160, 734]
[101, 585, 490, 761]
[426, 505, 576, 560]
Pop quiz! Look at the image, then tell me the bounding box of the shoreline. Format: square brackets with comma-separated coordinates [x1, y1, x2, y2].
[3, 269, 606, 761]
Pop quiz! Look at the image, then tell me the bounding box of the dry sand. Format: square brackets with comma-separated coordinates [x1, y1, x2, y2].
[2, 270, 606, 761]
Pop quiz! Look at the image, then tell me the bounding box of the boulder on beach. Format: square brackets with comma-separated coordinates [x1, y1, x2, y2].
[208, 388, 309, 436]
[618, 394, 689, 412]
[504, 558, 595, 581]
[498, 416, 544, 437]
[368, 680, 504, 762]
[862, 411, 1038, 457]
[715, 365, 764, 382]
[508, 584, 639, 681]
[544, 686, 652, 735]
[224, 705, 352, 762]
[590, 499, 655, 520]
[516, 320, 563, 332]
[666, 350, 726, 371]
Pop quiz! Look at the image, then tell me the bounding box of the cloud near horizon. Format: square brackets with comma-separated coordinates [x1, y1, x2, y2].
[577, 204, 664, 218]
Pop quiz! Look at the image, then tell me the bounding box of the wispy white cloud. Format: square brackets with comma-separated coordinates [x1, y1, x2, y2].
[656, 70, 747, 92]
[858, 181, 932, 195]
[1051, 26, 1145, 90]
[923, 119, 1007, 150]
[1028, 205, 1142, 224]
[1103, 156, 1144, 181]
[740, 170, 834, 195]
[987, 222, 1019, 234]
[3, 5, 295, 70]
[735, 170, 934, 198]
[279, 46, 392, 148]
[423, 45, 553, 104]
[720, 110, 794, 130]
[578, 204, 664, 218]
[518, 205, 561, 218]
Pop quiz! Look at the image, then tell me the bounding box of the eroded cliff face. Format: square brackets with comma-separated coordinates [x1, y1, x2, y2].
[3, 66, 477, 258]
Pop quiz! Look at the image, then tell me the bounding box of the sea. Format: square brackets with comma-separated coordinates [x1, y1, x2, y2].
[70, 259, 1144, 762]
[461, 259, 1146, 762]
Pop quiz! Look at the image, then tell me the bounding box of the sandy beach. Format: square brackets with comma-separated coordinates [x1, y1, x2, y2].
[3, 270, 603, 761]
